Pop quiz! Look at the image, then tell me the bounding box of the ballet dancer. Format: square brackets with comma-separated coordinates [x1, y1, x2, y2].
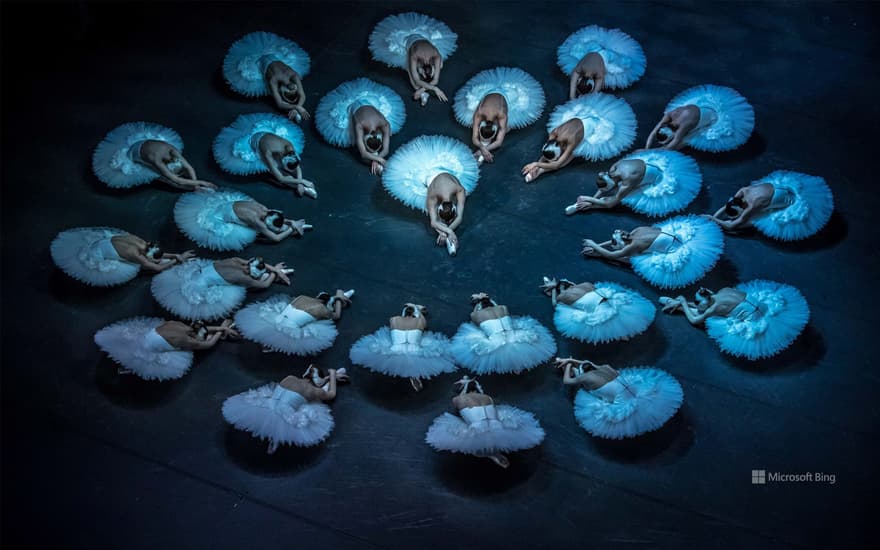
[556, 25, 646, 98]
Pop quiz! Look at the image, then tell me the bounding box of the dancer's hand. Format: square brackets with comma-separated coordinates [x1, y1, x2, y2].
[540, 277, 558, 294]
[413, 88, 427, 101]
[370, 160, 384, 176]
[433, 87, 448, 103]
[175, 250, 196, 263]
[334, 289, 353, 307]
[478, 146, 494, 163]
[286, 219, 310, 236]
[522, 162, 543, 183]
[575, 196, 594, 212]
[288, 105, 310, 122]
[269, 262, 292, 285]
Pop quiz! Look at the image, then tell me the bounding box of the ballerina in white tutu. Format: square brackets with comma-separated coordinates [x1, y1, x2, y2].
[151, 256, 293, 321]
[565, 150, 702, 217]
[522, 94, 637, 183]
[382, 135, 479, 256]
[235, 289, 354, 355]
[315, 78, 406, 176]
[660, 281, 810, 360]
[452, 67, 545, 164]
[368, 12, 457, 106]
[541, 277, 655, 344]
[645, 85, 754, 152]
[92, 122, 217, 191]
[557, 25, 646, 98]
[222, 31, 311, 122]
[707, 171, 833, 241]
[555, 357, 683, 439]
[95, 317, 239, 381]
[223, 365, 349, 453]
[174, 188, 311, 251]
[425, 376, 545, 468]
[51, 227, 195, 287]
[582, 215, 724, 289]
[213, 113, 317, 199]
[450, 293, 556, 375]
[349, 303, 456, 392]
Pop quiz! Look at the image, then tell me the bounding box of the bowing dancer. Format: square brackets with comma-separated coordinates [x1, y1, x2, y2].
[556, 25, 647, 98]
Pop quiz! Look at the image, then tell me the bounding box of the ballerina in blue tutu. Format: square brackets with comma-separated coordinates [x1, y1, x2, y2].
[660, 281, 810, 360]
[315, 78, 406, 176]
[708, 171, 833, 241]
[557, 25, 646, 98]
[92, 122, 217, 191]
[565, 150, 702, 218]
[222, 31, 311, 122]
[452, 67, 545, 164]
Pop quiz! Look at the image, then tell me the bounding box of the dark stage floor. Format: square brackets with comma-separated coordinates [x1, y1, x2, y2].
[2, 1, 878, 548]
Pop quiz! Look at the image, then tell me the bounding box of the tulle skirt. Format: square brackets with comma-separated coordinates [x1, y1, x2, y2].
[666, 85, 754, 152]
[50, 227, 140, 286]
[92, 122, 184, 188]
[453, 67, 546, 130]
[450, 317, 557, 374]
[630, 215, 725, 289]
[750, 171, 834, 241]
[94, 317, 193, 381]
[173, 189, 257, 251]
[556, 25, 647, 89]
[150, 259, 246, 321]
[213, 113, 305, 176]
[223, 31, 311, 97]
[349, 327, 456, 378]
[619, 150, 702, 217]
[546, 94, 637, 161]
[554, 283, 655, 343]
[234, 295, 338, 355]
[425, 406, 545, 454]
[315, 78, 406, 147]
[369, 12, 458, 69]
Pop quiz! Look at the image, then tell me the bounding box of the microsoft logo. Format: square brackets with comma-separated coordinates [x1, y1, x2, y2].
[752, 470, 766, 484]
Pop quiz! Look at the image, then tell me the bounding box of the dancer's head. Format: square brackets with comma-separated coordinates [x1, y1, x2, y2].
[190, 321, 208, 340]
[724, 195, 746, 217]
[657, 125, 675, 145]
[438, 201, 457, 224]
[576, 75, 596, 96]
[402, 303, 427, 318]
[418, 61, 434, 82]
[542, 140, 562, 161]
[302, 364, 325, 386]
[470, 292, 497, 310]
[454, 375, 484, 394]
[479, 119, 499, 142]
[364, 130, 383, 154]
[143, 242, 163, 262]
[247, 257, 267, 279]
[611, 229, 631, 248]
[316, 291, 332, 304]
[280, 80, 300, 104]
[277, 149, 300, 176]
[263, 210, 286, 233]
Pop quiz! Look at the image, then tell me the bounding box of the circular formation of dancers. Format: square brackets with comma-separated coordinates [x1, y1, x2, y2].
[52, 14, 833, 468]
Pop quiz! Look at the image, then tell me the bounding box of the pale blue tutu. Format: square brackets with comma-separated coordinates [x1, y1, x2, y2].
[369, 12, 457, 69]
[234, 294, 338, 355]
[453, 67, 546, 130]
[705, 280, 810, 360]
[619, 150, 702, 216]
[349, 327, 456, 378]
[50, 227, 141, 287]
[666, 85, 754, 152]
[425, 405, 545, 454]
[554, 282, 655, 344]
[174, 189, 257, 251]
[94, 317, 194, 381]
[315, 78, 406, 147]
[450, 316, 557, 375]
[382, 135, 480, 211]
[213, 113, 305, 176]
[92, 122, 184, 188]
[630, 215, 725, 289]
[556, 25, 646, 89]
[750, 171, 834, 241]
[547, 94, 637, 161]
[223, 31, 311, 97]
[574, 367, 683, 439]
[150, 258, 246, 321]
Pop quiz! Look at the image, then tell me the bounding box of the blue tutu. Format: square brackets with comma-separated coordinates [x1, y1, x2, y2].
[234, 294, 338, 356]
[223, 31, 311, 97]
[92, 122, 184, 188]
[369, 12, 457, 69]
[213, 113, 305, 176]
[547, 94, 637, 161]
[94, 317, 194, 381]
[619, 150, 702, 217]
[315, 78, 406, 147]
[453, 67, 546, 130]
[151, 259, 246, 321]
[750, 171, 834, 241]
[349, 327, 457, 379]
[666, 85, 754, 152]
[574, 367, 683, 439]
[629, 215, 725, 289]
[705, 280, 810, 360]
[51, 227, 141, 287]
[556, 25, 646, 90]
[450, 316, 557, 375]
[382, 135, 480, 211]
[426, 404, 545, 455]
[174, 189, 257, 251]
[554, 283, 655, 344]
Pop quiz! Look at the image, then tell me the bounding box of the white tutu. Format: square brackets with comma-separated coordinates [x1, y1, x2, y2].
[556, 25, 647, 89]
[50, 227, 141, 286]
[315, 78, 406, 148]
[382, 135, 480, 211]
[666, 85, 754, 152]
[425, 405, 545, 455]
[450, 316, 557, 375]
[547, 94, 637, 161]
[453, 67, 546, 130]
[630, 215, 725, 289]
[94, 317, 193, 381]
[150, 258, 246, 321]
[222, 31, 311, 97]
[618, 150, 702, 217]
[368, 12, 457, 69]
[223, 383, 334, 453]
[213, 113, 305, 176]
[173, 189, 257, 251]
[750, 171, 834, 241]
[349, 327, 456, 378]
[705, 280, 810, 360]
[554, 283, 655, 344]
[92, 122, 184, 188]
[574, 367, 683, 439]
[234, 294, 338, 355]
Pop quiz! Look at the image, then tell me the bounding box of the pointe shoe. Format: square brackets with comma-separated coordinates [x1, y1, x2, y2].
[446, 239, 457, 256]
[525, 173, 533, 183]
[564, 203, 578, 215]
[488, 454, 510, 469]
[301, 187, 318, 199]
[658, 296, 673, 306]
[420, 92, 429, 106]
[301, 223, 313, 231]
